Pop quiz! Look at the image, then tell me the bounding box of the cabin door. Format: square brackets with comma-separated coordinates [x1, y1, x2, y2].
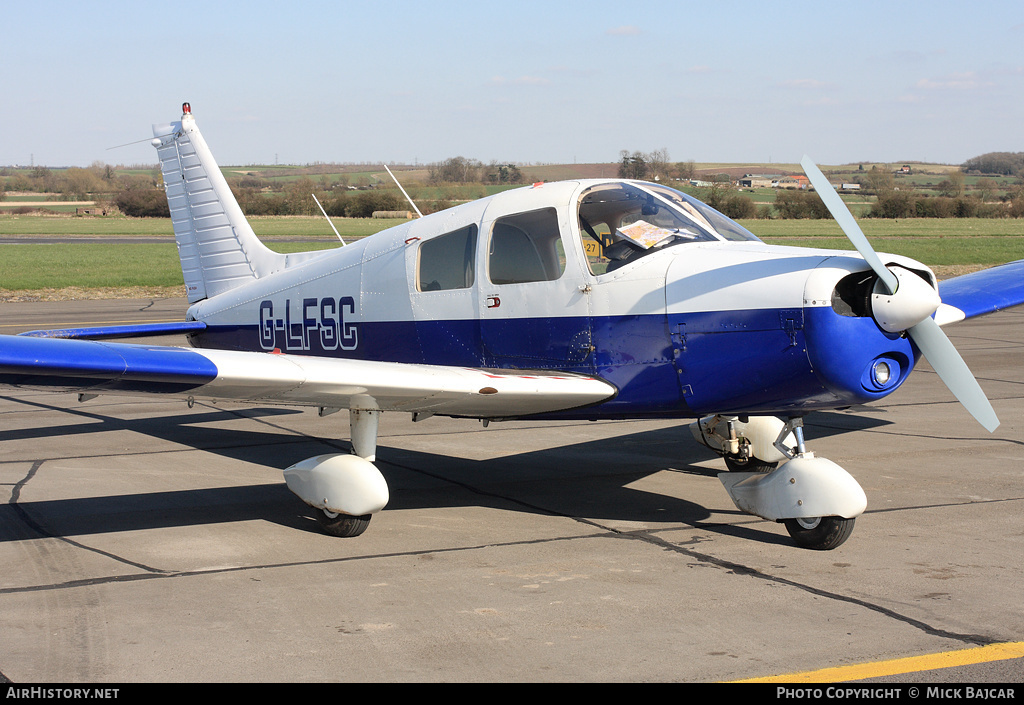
[477, 205, 595, 374]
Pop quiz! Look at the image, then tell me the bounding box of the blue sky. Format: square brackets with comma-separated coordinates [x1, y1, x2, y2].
[3, 0, 1023, 168]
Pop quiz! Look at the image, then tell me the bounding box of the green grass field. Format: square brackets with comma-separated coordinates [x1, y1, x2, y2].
[0, 243, 186, 289]
[754, 237, 1024, 266]
[0, 240, 344, 291]
[738, 218, 1024, 238]
[0, 214, 407, 238]
[0, 213, 1021, 293]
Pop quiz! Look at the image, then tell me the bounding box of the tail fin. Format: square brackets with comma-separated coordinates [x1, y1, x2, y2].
[152, 103, 288, 303]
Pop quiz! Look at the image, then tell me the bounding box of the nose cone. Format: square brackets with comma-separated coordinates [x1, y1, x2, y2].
[803, 256, 927, 405]
[871, 265, 941, 333]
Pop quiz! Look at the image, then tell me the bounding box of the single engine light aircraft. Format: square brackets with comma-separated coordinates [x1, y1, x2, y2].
[3, 104, 1023, 549]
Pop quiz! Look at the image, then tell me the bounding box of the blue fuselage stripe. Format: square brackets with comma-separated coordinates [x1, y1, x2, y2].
[190, 306, 918, 418]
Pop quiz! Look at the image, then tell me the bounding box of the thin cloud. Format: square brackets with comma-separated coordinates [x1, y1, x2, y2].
[606, 25, 642, 36]
[778, 79, 833, 90]
[489, 76, 551, 86]
[916, 71, 987, 90]
[800, 96, 842, 107]
[896, 93, 926, 104]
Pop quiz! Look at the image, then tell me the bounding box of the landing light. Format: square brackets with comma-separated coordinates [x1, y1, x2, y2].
[862, 357, 903, 392]
[873, 360, 891, 386]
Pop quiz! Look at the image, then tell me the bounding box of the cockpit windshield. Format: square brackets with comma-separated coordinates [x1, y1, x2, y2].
[577, 182, 761, 275]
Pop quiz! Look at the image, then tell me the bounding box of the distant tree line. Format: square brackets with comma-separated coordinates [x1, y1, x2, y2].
[0, 163, 157, 202]
[115, 187, 171, 217]
[869, 190, 1024, 218]
[617, 149, 696, 182]
[232, 179, 415, 218]
[7, 149, 1024, 221]
[773, 190, 831, 219]
[687, 182, 767, 220]
[962, 152, 1024, 177]
[428, 157, 524, 185]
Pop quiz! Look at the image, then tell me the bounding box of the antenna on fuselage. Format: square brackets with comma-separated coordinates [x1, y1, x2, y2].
[312, 193, 345, 245]
[384, 164, 423, 218]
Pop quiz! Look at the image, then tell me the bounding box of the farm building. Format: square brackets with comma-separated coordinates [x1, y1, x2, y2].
[738, 175, 777, 188]
[775, 175, 810, 189]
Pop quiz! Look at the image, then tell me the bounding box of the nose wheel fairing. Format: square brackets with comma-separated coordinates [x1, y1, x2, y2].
[718, 455, 867, 524]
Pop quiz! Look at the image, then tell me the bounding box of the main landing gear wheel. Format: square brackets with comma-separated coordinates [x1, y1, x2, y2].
[315, 509, 372, 538]
[783, 516, 855, 550]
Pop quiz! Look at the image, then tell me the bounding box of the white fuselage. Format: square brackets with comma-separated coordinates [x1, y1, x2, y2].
[183, 180, 925, 420]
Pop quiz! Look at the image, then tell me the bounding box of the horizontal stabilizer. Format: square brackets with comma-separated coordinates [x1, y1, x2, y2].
[19, 321, 207, 340]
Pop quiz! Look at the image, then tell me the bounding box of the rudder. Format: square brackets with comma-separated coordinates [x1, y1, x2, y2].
[152, 103, 286, 303]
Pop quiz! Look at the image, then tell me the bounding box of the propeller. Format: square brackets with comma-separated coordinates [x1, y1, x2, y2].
[801, 156, 999, 432]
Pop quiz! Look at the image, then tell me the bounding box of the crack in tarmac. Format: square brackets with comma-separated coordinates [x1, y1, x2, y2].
[3, 447, 1003, 651]
[0, 394, 1011, 682]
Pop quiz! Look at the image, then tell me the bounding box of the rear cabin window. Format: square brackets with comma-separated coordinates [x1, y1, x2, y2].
[417, 225, 477, 291]
[488, 208, 565, 285]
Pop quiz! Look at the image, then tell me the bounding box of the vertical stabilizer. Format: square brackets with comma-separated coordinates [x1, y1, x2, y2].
[152, 103, 286, 303]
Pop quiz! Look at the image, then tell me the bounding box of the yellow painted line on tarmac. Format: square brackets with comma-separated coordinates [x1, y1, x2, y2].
[731, 641, 1024, 683]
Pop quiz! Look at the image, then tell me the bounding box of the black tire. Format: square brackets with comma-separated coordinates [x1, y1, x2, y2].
[723, 454, 778, 473]
[315, 509, 371, 537]
[783, 516, 855, 550]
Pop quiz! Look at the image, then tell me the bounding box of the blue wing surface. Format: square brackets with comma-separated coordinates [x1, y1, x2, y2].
[938, 258, 1024, 320]
[0, 335, 218, 394]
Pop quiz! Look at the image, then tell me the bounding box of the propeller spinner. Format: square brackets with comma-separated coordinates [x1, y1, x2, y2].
[800, 157, 999, 432]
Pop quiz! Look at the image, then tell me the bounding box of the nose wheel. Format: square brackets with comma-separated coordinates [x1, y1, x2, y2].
[315, 509, 372, 537]
[783, 516, 856, 551]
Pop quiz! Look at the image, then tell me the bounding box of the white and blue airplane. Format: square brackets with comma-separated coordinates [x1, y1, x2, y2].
[3, 104, 1023, 549]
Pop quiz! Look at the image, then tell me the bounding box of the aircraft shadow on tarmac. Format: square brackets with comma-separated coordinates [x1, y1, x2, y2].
[0, 396, 890, 546]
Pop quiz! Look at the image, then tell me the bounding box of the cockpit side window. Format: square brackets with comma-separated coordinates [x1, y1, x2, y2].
[417, 224, 477, 291]
[488, 208, 565, 285]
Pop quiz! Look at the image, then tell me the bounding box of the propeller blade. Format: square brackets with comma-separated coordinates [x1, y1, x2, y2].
[800, 156, 999, 432]
[907, 317, 1000, 432]
[800, 156, 898, 294]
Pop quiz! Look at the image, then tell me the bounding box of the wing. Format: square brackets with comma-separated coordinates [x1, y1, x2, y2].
[938, 258, 1024, 323]
[0, 335, 616, 417]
